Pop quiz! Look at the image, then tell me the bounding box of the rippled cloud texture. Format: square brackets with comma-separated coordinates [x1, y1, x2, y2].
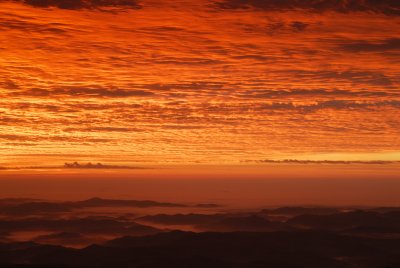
[0, 0, 399, 165]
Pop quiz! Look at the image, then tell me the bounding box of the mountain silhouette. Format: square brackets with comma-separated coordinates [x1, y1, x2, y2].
[1, 231, 400, 267]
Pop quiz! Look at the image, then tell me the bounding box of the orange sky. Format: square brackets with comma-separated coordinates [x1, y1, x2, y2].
[0, 0, 399, 167]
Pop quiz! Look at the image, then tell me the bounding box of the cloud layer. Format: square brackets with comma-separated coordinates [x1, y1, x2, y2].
[0, 0, 399, 165]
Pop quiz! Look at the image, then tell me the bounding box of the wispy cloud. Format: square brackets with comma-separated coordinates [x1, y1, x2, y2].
[243, 159, 400, 164]
[0, 162, 145, 170]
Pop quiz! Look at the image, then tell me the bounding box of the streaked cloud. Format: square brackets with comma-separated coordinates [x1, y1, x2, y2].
[215, 0, 400, 16]
[0, 0, 398, 165]
[339, 38, 400, 53]
[16, 0, 142, 10]
[244, 159, 400, 165]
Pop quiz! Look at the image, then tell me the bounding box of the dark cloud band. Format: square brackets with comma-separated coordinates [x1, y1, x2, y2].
[216, 0, 400, 15]
[15, 0, 141, 9]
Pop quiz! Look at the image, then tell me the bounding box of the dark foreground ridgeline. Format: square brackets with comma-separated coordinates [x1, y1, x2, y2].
[1, 230, 400, 268]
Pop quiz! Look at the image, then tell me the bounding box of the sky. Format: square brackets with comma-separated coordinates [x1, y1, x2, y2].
[0, 0, 399, 167]
[1, 164, 400, 206]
